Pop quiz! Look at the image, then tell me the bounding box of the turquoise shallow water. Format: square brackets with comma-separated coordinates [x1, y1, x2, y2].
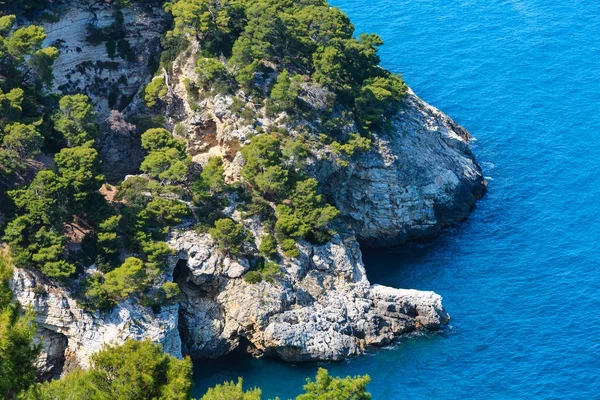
[193, 0, 600, 398]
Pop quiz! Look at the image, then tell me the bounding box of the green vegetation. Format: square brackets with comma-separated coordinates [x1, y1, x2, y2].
[140, 127, 190, 183]
[163, 0, 407, 128]
[84, 257, 148, 310]
[330, 133, 372, 167]
[199, 368, 370, 400]
[22, 338, 370, 399]
[0, 2, 399, 395]
[29, 340, 192, 400]
[266, 69, 301, 116]
[52, 94, 98, 147]
[258, 233, 277, 258]
[200, 379, 261, 400]
[243, 258, 282, 284]
[0, 253, 39, 399]
[276, 178, 339, 244]
[239, 133, 339, 255]
[297, 368, 371, 400]
[209, 218, 253, 255]
[0, 15, 57, 179]
[143, 77, 168, 108]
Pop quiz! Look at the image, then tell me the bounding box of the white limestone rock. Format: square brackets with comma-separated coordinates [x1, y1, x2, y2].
[10, 268, 181, 376]
[168, 230, 450, 362]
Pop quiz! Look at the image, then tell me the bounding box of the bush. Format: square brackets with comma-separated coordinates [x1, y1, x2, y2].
[201, 378, 261, 400]
[261, 260, 282, 283]
[101, 257, 146, 300]
[355, 74, 407, 128]
[140, 128, 189, 183]
[193, 156, 225, 200]
[266, 69, 301, 116]
[143, 77, 168, 108]
[243, 270, 261, 284]
[275, 179, 339, 243]
[331, 133, 372, 167]
[196, 57, 228, 90]
[32, 340, 193, 400]
[209, 218, 253, 255]
[157, 281, 182, 304]
[52, 94, 98, 147]
[258, 234, 277, 258]
[240, 134, 290, 201]
[279, 237, 299, 258]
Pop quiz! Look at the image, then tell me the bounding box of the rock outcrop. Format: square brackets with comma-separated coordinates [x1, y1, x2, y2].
[10, 268, 181, 376]
[12, 0, 486, 377]
[167, 49, 486, 247]
[9, 227, 449, 373]
[169, 230, 448, 362]
[316, 89, 487, 246]
[41, 0, 168, 180]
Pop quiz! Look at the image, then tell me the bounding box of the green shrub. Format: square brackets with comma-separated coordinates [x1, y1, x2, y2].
[355, 74, 407, 128]
[143, 77, 168, 108]
[275, 179, 339, 243]
[196, 57, 228, 89]
[157, 282, 182, 304]
[266, 69, 301, 116]
[243, 270, 261, 284]
[140, 128, 189, 183]
[279, 237, 299, 258]
[331, 133, 372, 166]
[261, 260, 282, 283]
[32, 340, 193, 399]
[209, 218, 253, 255]
[240, 134, 289, 201]
[258, 234, 277, 258]
[52, 94, 98, 147]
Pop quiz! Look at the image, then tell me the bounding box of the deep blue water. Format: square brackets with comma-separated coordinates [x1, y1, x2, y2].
[193, 0, 600, 398]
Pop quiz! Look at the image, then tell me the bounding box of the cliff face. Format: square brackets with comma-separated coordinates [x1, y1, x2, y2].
[316, 89, 486, 246]
[169, 230, 448, 361]
[169, 53, 487, 247]
[10, 268, 180, 378]
[13, 1, 486, 378]
[41, 0, 168, 180]
[10, 228, 448, 374]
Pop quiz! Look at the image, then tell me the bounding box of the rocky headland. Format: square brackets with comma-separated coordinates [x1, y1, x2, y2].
[10, 0, 486, 380]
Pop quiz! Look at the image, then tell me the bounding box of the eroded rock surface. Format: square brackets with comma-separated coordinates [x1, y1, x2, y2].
[41, 0, 168, 180]
[168, 230, 449, 362]
[10, 268, 181, 373]
[316, 89, 487, 246]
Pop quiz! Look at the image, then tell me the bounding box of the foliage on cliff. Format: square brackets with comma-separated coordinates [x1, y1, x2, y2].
[0, 253, 39, 399]
[163, 0, 407, 129]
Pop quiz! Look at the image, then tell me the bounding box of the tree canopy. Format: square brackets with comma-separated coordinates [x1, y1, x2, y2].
[30, 340, 193, 400]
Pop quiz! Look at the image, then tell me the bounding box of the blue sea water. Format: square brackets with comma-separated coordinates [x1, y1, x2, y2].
[193, 0, 600, 398]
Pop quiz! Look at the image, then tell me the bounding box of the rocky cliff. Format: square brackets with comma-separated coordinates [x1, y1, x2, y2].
[167, 48, 487, 247]
[41, 0, 168, 180]
[11, 0, 486, 379]
[11, 227, 448, 376]
[317, 88, 486, 246]
[10, 268, 180, 379]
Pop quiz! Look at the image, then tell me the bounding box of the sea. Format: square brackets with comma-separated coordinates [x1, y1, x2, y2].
[192, 0, 600, 398]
